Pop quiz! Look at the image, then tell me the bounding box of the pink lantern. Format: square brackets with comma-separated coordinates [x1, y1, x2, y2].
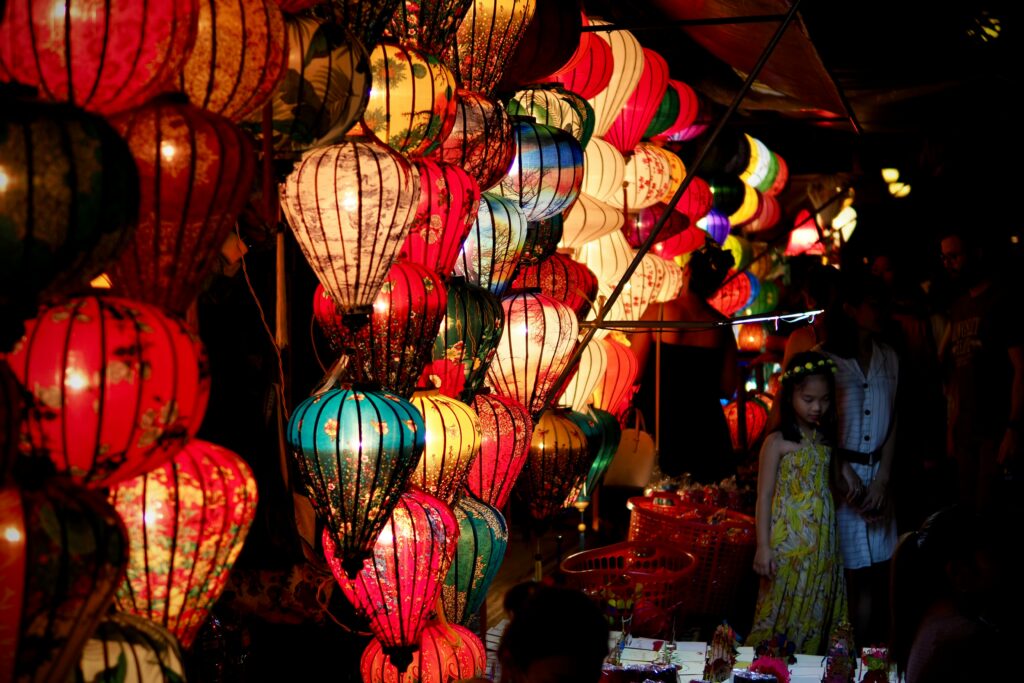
[360, 618, 486, 683]
[545, 16, 613, 99]
[592, 336, 638, 419]
[466, 392, 533, 508]
[651, 227, 705, 260]
[400, 160, 482, 277]
[605, 48, 670, 155]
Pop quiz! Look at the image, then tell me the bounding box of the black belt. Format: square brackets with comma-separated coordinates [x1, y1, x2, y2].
[838, 448, 881, 466]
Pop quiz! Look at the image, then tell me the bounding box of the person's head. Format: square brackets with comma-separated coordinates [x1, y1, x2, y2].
[803, 263, 841, 310]
[940, 231, 982, 286]
[822, 271, 889, 358]
[498, 583, 609, 683]
[684, 238, 735, 299]
[870, 253, 896, 289]
[773, 351, 837, 443]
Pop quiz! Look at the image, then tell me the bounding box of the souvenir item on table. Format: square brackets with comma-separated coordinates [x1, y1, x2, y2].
[677, 475, 752, 512]
[733, 671, 779, 683]
[822, 621, 856, 683]
[748, 633, 795, 683]
[703, 623, 738, 682]
[859, 647, 889, 683]
[601, 662, 679, 682]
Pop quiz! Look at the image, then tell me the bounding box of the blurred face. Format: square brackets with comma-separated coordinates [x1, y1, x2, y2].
[845, 297, 886, 334]
[941, 235, 969, 280]
[871, 255, 895, 287]
[792, 375, 830, 428]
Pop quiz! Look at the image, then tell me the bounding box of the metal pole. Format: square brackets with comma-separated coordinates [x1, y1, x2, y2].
[582, 14, 788, 32]
[577, 309, 824, 331]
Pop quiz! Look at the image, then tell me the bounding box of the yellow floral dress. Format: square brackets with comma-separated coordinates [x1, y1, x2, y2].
[747, 435, 848, 655]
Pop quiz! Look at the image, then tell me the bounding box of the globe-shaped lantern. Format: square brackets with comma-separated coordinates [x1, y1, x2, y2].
[724, 396, 769, 451]
[740, 135, 774, 188]
[605, 143, 672, 211]
[671, 175, 714, 226]
[180, 0, 288, 121]
[605, 48, 669, 155]
[655, 257, 684, 302]
[109, 97, 256, 315]
[643, 77, 681, 139]
[615, 254, 664, 322]
[697, 209, 731, 246]
[518, 216, 562, 267]
[744, 280, 779, 316]
[281, 137, 421, 317]
[767, 152, 789, 196]
[708, 271, 753, 317]
[288, 387, 425, 578]
[723, 234, 753, 271]
[465, 392, 532, 508]
[360, 618, 487, 683]
[669, 94, 710, 142]
[428, 90, 516, 192]
[363, 42, 457, 157]
[442, 496, 508, 625]
[729, 183, 762, 227]
[657, 79, 700, 140]
[575, 406, 621, 503]
[559, 193, 624, 249]
[408, 389, 482, 505]
[591, 335, 638, 419]
[544, 15, 613, 99]
[585, 20, 643, 138]
[384, 0, 474, 55]
[737, 322, 768, 353]
[703, 131, 752, 176]
[654, 147, 686, 203]
[709, 175, 746, 217]
[110, 440, 258, 649]
[329, 0, 403, 47]
[624, 203, 689, 248]
[579, 137, 625, 204]
[512, 252, 598, 321]
[496, 0, 582, 89]
[496, 119, 584, 223]
[7, 296, 209, 488]
[577, 229, 633, 293]
[0, 1, 199, 115]
[557, 337, 607, 413]
[485, 290, 579, 417]
[329, 488, 459, 673]
[453, 193, 528, 297]
[508, 87, 594, 148]
[517, 408, 589, 522]
[745, 193, 782, 234]
[0, 478, 128, 683]
[753, 148, 780, 194]
[78, 611, 185, 683]
[447, 0, 537, 96]
[400, 160, 481, 277]
[651, 229, 704, 263]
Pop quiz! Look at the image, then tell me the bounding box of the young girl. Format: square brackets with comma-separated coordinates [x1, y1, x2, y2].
[747, 351, 848, 655]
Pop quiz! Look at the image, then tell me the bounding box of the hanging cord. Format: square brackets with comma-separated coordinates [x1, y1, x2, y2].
[309, 315, 327, 373]
[315, 577, 373, 636]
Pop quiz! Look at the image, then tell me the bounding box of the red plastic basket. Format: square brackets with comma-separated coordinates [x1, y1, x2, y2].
[627, 493, 756, 618]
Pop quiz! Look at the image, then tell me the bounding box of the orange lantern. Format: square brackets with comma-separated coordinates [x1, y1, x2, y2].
[591, 336, 638, 419]
[723, 396, 769, 451]
[737, 322, 768, 353]
[511, 252, 599, 321]
[558, 337, 608, 413]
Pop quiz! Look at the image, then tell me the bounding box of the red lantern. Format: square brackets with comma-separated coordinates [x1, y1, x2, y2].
[745, 193, 781, 234]
[447, 0, 537, 96]
[0, 478, 128, 683]
[0, 1, 199, 115]
[7, 296, 209, 488]
[651, 227, 705, 260]
[512, 252, 598, 321]
[658, 79, 699, 140]
[328, 489, 459, 673]
[723, 397, 769, 450]
[674, 175, 714, 225]
[517, 408, 589, 521]
[544, 15, 613, 99]
[737, 322, 768, 353]
[408, 389, 482, 505]
[591, 336, 638, 419]
[586, 20, 643, 138]
[109, 97, 255, 315]
[466, 392, 532, 508]
[624, 203, 690, 249]
[767, 153, 789, 196]
[400, 160, 481, 277]
[429, 90, 517, 193]
[496, 0, 583, 90]
[360, 617, 486, 683]
[708, 271, 753, 317]
[385, 1, 474, 55]
[110, 440, 258, 649]
[605, 48, 670, 155]
[276, 0, 322, 11]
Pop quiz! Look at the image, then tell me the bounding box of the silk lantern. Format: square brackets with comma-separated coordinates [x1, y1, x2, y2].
[557, 337, 607, 413]
[496, 118, 584, 223]
[743, 271, 761, 310]
[509, 87, 594, 149]
[448, 0, 537, 96]
[0, 479, 127, 683]
[180, 0, 288, 121]
[605, 143, 673, 211]
[709, 175, 745, 217]
[330, 0, 403, 47]
[363, 42, 457, 157]
[385, 0, 474, 55]
[605, 48, 669, 155]
[643, 77, 681, 139]
[429, 90, 516, 192]
[360, 618, 486, 683]
[744, 280, 779, 316]
[562, 408, 600, 504]
[496, 0, 582, 89]
[753, 148, 780, 194]
[110, 440, 257, 649]
[545, 16, 613, 99]
[580, 137, 625, 204]
[737, 322, 767, 353]
[591, 335, 638, 419]
[276, 0, 322, 11]
[8, 296, 209, 488]
[708, 271, 752, 317]
[577, 229, 633, 293]
[672, 175, 714, 225]
[729, 183, 762, 227]
[288, 386, 425, 578]
[659, 79, 699, 139]
[442, 496, 507, 625]
[724, 396, 769, 450]
[511, 252, 598, 321]
[400, 160, 481, 277]
[767, 152, 789, 196]
[408, 389, 482, 505]
[651, 228, 703, 261]
[465, 392, 532, 508]
[329, 488, 459, 673]
[654, 147, 686, 204]
[577, 406, 621, 502]
[703, 131, 751, 176]
[78, 611, 185, 683]
[724, 234, 753, 271]
[655, 257, 684, 302]
[585, 20, 643, 138]
[0, 97, 138, 348]
[519, 215, 564, 266]
[740, 135, 773, 188]
[517, 408, 588, 521]
[613, 254, 664, 322]
[110, 97, 255, 315]
[0, 1, 199, 115]
[697, 209, 731, 246]
[624, 203, 689, 248]
[281, 136, 421, 317]
[559, 193, 624, 249]
[486, 290, 578, 416]
[244, 16, 370, 154]
[453, 193, 528, 297]
[745, 193, 781, 234]
[669, 94, 710, 142]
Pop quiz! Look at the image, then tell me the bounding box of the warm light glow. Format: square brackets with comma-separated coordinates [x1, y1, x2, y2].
[881, 167, 899, 183]
[832, 205, 858, 243]
[160, 141, 177, 162]
[889, 181, 911, 198]
[90, 273, 113, 289]
[65, 368, 89, 391]
[0, 167, 9, 193]
[3, 525, 22, 543]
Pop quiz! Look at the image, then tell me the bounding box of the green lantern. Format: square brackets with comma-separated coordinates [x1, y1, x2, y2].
[441, 496, 508, 625]
[579, 407, 622, 503]
[643, 80, 680, 138]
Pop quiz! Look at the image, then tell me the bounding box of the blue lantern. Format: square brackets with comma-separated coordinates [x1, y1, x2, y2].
[441, 495, 508, 625]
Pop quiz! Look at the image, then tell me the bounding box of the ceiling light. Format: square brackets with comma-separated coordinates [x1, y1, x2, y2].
[888, 182, 911, 198]
[881, 168, 899, 183]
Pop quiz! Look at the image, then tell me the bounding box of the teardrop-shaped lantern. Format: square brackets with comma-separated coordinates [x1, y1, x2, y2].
[558, 337, 607, 413]
[580, 137, 626, 204]
[605, 48, 669, 155]
[288, 387, 425, 578]
[420, 278, 504, 402]
[453, 193, 528, 297]
[511, 252, 598, 321]
[8, 296, 210, 488]
[331, 0, 404, 47]
[655, 257, 684, 302]
[485, 290, 578, 416]
[561, 408, 601, 504]
[78, 611, 186, 683]
[181, 0, 288, 121]
[408, 389, 482, 505]
[585, 20, 643, 138]
[545, 15, 613, 100]
[519, 215, 564, 267]
[442, 496, 508, 625]
[496, 119, 584, 223]
[577, 229, 633, 292]
[109, 97, 256, 315]
[591, 335, 638, 419]
[363, 42, 457, 157]
[281, 137, 421, 317]
[697, 209, 731, 246]
[724, 396, 769, 451]
[329, 489, 459, 673]
[508, 87, 594, 148]
[385, 0, 475, 55]
[360, 617, 486, 683]
[448, 0, 537, 96]
[244, 16, 371, 153]
[0, 479, 128, 683]
[428, 90, 516, 192]
[496, 0, 582, 89]
[559, 193, 624, 248]
[605, 143, 672, 211]
[576, 406, 621, 503]
[110, 440, 258, 649]
[517, 408, 589, 521]
[1, 361, 23, 486]
[0, 1, 199, 115]
[400, 160, 482, 277]
[465, 392, 532, 508]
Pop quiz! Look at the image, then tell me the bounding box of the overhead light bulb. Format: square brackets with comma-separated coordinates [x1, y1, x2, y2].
[881, 168, 899, 183]
[889, 182, 911, 198]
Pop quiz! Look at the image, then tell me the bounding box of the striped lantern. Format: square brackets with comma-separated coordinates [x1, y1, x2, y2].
[591, 335, 638, 419]
[655, 257, 684, 302]
[281, 137, 421, 317]
[509, 87, 594, 148]
[180, 0, 288, 121]
[442, 496, 508, 625]
[109, 97, 256, 315]
[0, 1, 199, 115]
[745, 193, 782, 234]
[658, 79, 700, 139]
[496, 0, 583, 89]
[605, 48, 669, 155]
[517, 408, 589, 521]
[651, 227, 705, 261]
[544, 14, 613, 99]
[330, 0, 403, 47]
[577, 229, 633, 293]
[643, 77, 681, 139]
[385, 0, 475, 55]
[360, 618, 486, 683]
[724, 396, 769, 451]
[575, 406, 621, 503]
[428, 90, 517, 193]
[447, 0, 537, 96]
[767, 153, 789, 195]
[453, 193, 528, 297]
[496, 119, 584, 223]
[519, 215, 564, 267]
[408, 389, 483, 505]
[466, 392, 532, 508]
[557, 336, 607, 413]
[605, 143, 673, 211]
[585, 19, 643, 137]
[559, 193, 624, 249]
[579, 137, 625, 204]
[740, 135, 774, 188]
[561, 408, 601, 505]
[511, 252, 599, 321]
[78, 612, 185, 683]
[400, 160, 482, 277]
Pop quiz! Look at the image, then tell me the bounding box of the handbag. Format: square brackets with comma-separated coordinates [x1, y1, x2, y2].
[602, 410, 656, 488]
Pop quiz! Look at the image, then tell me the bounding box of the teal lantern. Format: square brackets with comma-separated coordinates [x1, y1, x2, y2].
[496, 118, 584, 223]
[287, 387, 425, 578]
[579, 407, 622, 503]
[441, 496, 508, 625]
[454, 192, 528, 297]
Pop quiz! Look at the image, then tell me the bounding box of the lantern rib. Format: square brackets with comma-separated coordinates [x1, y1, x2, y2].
[55, 300, 76, 474]
[224, 0, 251, 115]
[168, 459, 189, 639]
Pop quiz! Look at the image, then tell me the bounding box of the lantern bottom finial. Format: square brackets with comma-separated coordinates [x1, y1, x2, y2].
[341, 554, 365, 580]
[383, 645, 417, 674]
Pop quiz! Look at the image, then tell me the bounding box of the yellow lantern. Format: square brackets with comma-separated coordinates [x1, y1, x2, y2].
[580, 136, 626, 204]
[656, 147, 687, 204]
[605, 143, 672, 211]
[729, 181, 761, 226]
[409, 389, 483, 505]
[740, 135, 773, 188]
[518, 409, 589, 521]
[585, 19, 643, 137]
[559, 193, 624, 249]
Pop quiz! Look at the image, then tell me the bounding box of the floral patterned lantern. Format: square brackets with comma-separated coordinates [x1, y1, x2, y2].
[708, 271, 753, 317]
[577, 229, 633, 293]
[616, 253, 664, 322]
[0, 479, 127, 683]
[579, 137, 625, 204]
[363, 42, 457, 157]
[605, 48, 669, 155]
[724, 396, 769, 450]
[109, 97, 255, 315]
[329, 488, 459, 673]
[442, 496, 507, 624]
[519, 215, 563, 267]
[385, 0, 474, 55]
[605, 143, 672, 211]
[288, 386, 425, 578]
[0, 1, 199, 115]
[78, 606, 185, 682]
[545, 15, 613, 99]
[516, 408, 588, 521]
[408, 389, 482, 505]
[180, 0, 288, 121]
[575, 406, 621, 503]
[330, 0, 403, 47]
[428, 90, 516, 193]
[496, 0, 582, 90]
[559, 193, 624, 249]
[496, 118, 583, 223]
[447, 0, 537, 96]
[465, 392, 532, 508]
[485, 290, 578, 417]
[653, 147, 686, 202]
[360, 617, 486, 683]
[400, 160, 481, 277]
[511, 252, 598, 321]
[591, 335, 638, 419]
[453, 193, 528, 297]
[110, 440, 257, 649]
[557, 336, 607, 413]
[7, 296, 209, 488]
[585, 20, 643, 138]
[281, 136, 421, 318]
[508, 87, 594, 148]
[655, 257, 684, 302]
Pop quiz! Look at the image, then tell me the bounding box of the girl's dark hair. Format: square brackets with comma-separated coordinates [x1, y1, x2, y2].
[770, 350, 837, 444]
[688, 238, 735, 299]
